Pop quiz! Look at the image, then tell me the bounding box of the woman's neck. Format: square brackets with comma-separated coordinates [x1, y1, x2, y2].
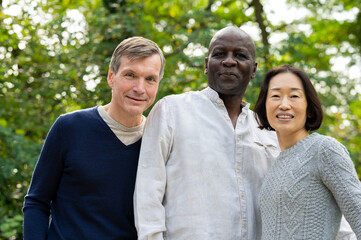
[277, 130, 309, 151]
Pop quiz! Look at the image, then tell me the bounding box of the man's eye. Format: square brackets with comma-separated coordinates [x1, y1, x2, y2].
[146, 77, 155, 82]
[213, 52, 224, 57]
[125, 73, 134, 77]
[291, 95, 300, 98]
[235, 53, 246, 59]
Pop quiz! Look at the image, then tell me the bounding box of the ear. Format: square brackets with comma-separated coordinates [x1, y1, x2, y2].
[251, 62, 258, 79]
[204, 57, 209, 75]
[107, 67, 114, 87]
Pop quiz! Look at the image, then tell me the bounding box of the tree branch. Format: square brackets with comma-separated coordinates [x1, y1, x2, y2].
[250, 0, 271, 67]
[206, 0, 215, 11]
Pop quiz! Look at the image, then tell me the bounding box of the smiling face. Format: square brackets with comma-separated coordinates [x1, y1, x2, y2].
[107, 54, 161, 125]
[205, 27, 257, 97]
[266, 72, 309, 142]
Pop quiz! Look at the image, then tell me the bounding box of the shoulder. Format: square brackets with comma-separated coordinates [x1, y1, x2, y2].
[61, 106, 97, 118]
[60, 106, 97, 119]
[314, 133, 352, 167]
[316, 134, 349, 155]
[248, 109, 278, 148]
[162, 90, 202, 103]
[153, 91, 203, 110]
[56, 106, 98, 127]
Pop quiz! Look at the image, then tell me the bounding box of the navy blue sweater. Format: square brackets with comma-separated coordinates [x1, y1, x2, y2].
[23, 107, 140, 239]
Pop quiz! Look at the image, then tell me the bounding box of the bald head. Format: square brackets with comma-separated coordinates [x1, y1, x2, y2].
[208, 26, 256, 59]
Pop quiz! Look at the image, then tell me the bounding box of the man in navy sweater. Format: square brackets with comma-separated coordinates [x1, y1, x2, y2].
[23, 36, 165, 239]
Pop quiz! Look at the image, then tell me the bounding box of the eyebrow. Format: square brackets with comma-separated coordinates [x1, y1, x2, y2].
[270, 87, 303, 91]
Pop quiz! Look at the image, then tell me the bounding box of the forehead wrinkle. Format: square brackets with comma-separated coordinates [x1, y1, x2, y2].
[212, 44, 250, 51]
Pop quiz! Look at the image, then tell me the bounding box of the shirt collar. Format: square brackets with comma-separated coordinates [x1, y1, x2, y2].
[200, 87, 251, 114]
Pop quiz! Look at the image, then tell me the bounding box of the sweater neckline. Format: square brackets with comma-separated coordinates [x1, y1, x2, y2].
[93, 106, 142, 149]
[279, 132, 319, 157]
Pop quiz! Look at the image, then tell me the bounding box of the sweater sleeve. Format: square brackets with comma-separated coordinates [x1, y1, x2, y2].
[336, 215, 358, 240]
[319, 137, 361, 239]
[134, 98, 173, 240]
[23, 116, 65, 240]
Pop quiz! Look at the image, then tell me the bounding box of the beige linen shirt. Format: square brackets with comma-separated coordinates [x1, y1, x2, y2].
[134, 87, 279, 240]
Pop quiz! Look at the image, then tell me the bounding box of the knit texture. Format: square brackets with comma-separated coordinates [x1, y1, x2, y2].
[23, 107, 140, 240]
[259, 133, 361, 240]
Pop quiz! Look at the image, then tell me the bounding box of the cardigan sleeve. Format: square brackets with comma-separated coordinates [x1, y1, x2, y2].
[319, 136, 361, 239]
[134, 98, 173, 240]
[23, 116, 65, 240]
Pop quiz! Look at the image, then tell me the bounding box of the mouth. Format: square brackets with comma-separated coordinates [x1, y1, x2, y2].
[276, 113, 294, 120]
[127, 96, 146, 102]
[219, 72, 238, 77]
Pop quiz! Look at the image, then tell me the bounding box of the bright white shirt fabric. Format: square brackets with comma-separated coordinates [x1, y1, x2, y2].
[134, 87, 279, 240]
[98, 105, 146, 145]
[134, 87, 356, 240]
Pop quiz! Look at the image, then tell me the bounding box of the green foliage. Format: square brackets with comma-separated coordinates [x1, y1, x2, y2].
[1, 0, 360, 238]
[0, 125, 41, 239]
[0, 215, 23, 239]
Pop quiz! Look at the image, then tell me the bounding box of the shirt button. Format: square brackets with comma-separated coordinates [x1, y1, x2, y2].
[217, 99, 222, 104]
[241, 193, 244, 197]
[237, 137, 240, 141]
[243, 221, 247, 227]
[236, 166, 241, 170]
[224, 114, 228, 118]
[142, 164, 147, 168]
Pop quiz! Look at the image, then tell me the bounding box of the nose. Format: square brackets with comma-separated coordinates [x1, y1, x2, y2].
[222, 53, 236, 67]
[133, 79, 146, 94]
[279, 97, 291, 110]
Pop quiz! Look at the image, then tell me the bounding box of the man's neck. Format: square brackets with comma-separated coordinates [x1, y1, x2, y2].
[219, 94, 244, 128]
[103, 104, 143, 128]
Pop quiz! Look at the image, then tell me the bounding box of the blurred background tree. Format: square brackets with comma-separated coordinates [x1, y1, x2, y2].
[0, 0, 360, 238]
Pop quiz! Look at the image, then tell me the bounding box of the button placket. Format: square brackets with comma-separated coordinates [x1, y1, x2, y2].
[235, 129, 248, 239]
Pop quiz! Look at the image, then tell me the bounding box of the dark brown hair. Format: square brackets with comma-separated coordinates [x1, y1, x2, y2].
[254, 64, 323, 131]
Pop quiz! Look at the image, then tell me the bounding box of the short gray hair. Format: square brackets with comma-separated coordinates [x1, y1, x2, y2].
[109, 36, 165, 79]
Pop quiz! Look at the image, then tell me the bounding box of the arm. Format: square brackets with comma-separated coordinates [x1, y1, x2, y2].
[134, 99, 173, 240]
[23, 117, 65, 240]
[319, 137, 361, 239]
